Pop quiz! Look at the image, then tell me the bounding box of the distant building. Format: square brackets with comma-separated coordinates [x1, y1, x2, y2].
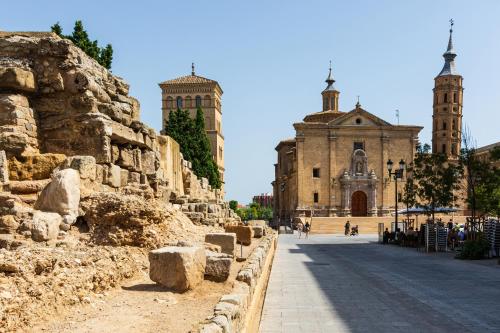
[159, 64, 225, 187]
[253, 193, 273, 208]
[476, 142, 500, 168]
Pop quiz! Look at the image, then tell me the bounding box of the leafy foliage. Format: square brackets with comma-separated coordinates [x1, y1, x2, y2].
[456, 237, 490, 260]
[473, 146, 500, 217]
[51, 21, 113, 70]
[165, 108, 221, 189]
[235, 202, 273, 221]
[412, 143, 462, 220]
[229, 200, 238, 211]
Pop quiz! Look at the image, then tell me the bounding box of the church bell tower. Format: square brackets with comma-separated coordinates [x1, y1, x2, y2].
[432, 20, 463, 159]
[322, 61, 340, 112]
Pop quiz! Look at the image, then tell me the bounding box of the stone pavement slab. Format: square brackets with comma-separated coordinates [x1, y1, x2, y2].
[259, 233, 500, 333]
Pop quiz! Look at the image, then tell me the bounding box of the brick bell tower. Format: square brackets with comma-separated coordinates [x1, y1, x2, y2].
[432, 20, 463, 159]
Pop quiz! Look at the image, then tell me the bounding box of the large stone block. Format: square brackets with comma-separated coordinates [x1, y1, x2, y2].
[205, 250, 232, 282]
[205, 232, 236, 256]
[0, 67, 35, 92]
[8, 153, 66, 181]
[0, 150, 8, 184]
[252, 226, 264, 238]
[148, 246, 206, 292]
[224, 226, 253, 246]
[141, 150, 156, 175]
[106, 164, 121, 188]
[0, 215, 19, 234]
[61, 155, 97, 180]
[247, 220, 266, 227]
[35, 169, 80, 221]
[31, 210, 61, 242]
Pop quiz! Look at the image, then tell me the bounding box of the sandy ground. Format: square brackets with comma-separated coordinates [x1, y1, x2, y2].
[30, 241, 260, 333]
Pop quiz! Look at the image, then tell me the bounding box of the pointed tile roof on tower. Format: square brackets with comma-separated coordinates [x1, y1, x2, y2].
[438, 19, 459, 76]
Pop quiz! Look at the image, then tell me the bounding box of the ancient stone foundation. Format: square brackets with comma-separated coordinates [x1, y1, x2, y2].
[0, 31, 239, 243]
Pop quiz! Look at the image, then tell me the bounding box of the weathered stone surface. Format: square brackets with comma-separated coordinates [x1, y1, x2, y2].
[120, 168, 129, 187]
[205, 250, 232, 282]
[8, 153, 66, 181]
[0, 215, 19, 234]
[251, 226, 264, 238]
[199, 323, 223, 333]
[141, 150, 156, 175]
[31, 210, 61, 241]
[106, 164, 121, 188]
[9, 179, 51, 194]
[247, 220, 266, 228]
[0, 150, 9, 184]
[60, 155, 96, 180]
[35, 169, 80, 219]
[0, 66, 35, 92]
[128, 171, 140, 183]
[224, 226, 253, 246]
[149, 246, 206, 292]
[205, 233, 236, 256]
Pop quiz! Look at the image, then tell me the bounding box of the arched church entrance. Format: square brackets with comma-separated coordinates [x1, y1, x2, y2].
[351, 191, 367, 216]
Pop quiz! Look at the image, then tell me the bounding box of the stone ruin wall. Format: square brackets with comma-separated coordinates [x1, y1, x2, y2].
[0, 32, 231, 219]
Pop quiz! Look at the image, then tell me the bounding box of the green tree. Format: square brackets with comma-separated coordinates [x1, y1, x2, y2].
[50, 20, 113, 69]
[412, 144, 462, 221]
[165, 108, 221, 189]
[229, 200, 238, 211]
[401, 164, 417, 220]
[474, 147, 500, 217]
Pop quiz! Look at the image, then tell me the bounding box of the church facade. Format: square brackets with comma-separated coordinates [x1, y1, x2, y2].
[273, 66, 422, 221]
[273, 24, 466, 222]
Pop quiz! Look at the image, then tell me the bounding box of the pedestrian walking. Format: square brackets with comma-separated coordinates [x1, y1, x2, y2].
[344, 220, 351, 236]
[304, 221, 310, 239]
[297, 222, 304, 239]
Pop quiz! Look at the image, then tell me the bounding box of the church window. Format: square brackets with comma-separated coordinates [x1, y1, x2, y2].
[452, 119, 456, 130]
[330, 97, 335, 110]
[195, 95, 202, 107]
[166, 96, 173, 109]
[355, 118, 362, 125]
[313, 192, 319, 203]
[442, 144, 446, 154]
[453, 93, 457, 103]
[442, 122, 447, 130]
[323, 97, 329, 110]
[443, 107, 448, 111]
[313, 168, 320, 178]
[176, 96, 183, 109]
[444, 93, 448, 103]
[353, 142, 364, 151]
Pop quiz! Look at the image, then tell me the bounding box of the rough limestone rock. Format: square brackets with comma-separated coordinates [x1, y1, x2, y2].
[0, 215, 19, 234]
[9, 179, 51, 194]
[80, 192, 203, 248]
[205, 250, 232, 282]
[31, 210, 61, 241]
[0, 150, 8, 184]
[35, 169, 80, 223]
[252, 226, 264, 238]
[60, 155, 97, 180]
[8, 153, 66, 181]
[224, 226, 253, 246]
[0, 66, 35, 92]
[149, 246, 206, 292]
[205, 233, 236, 256]
[247, 220, 266, 227]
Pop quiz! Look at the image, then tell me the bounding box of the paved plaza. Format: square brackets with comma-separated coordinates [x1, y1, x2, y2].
[259, 234, 500, 333]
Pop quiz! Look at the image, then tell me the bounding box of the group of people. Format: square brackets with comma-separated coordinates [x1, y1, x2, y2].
[382, 227, 419, 246]
[344, 221, 359, 236]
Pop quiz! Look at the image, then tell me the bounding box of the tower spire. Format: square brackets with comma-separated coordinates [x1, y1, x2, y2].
[325, 60, 335, 87]
[438, 19, 459, 76]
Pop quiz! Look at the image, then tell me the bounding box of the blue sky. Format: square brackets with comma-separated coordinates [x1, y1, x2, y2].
[2, 0, 500, 203]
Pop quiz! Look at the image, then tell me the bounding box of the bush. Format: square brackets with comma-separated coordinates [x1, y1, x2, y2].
[456, 238, 490, 260]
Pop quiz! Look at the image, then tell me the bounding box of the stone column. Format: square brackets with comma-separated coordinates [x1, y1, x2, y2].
[380, 135, 390, 216]
[328, 132, 337, 216]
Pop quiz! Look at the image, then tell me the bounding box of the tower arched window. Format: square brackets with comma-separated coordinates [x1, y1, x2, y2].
[442, 144, 446, 154]
[452, 119, 456, 130]
[444, 93, 448, 103]
[195, 96, 202, 108]
[166, 96, 173, 109]
[453, 93, 457, 103]
[204, 95, 211, 107]
[442, 121, 447, 130]
[176, 96, 183, 109]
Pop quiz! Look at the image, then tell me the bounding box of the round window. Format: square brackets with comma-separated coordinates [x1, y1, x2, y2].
[356, 118, 362, 124]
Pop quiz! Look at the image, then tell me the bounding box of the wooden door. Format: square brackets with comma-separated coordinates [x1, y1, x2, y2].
[351, 191, 367, 216]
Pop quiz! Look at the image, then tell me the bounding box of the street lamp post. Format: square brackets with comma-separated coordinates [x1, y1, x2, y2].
[387, 159, 405, 233]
